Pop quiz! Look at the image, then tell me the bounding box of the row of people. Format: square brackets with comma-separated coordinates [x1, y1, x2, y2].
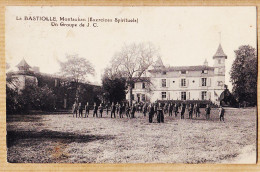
[72, 102, 225, 121]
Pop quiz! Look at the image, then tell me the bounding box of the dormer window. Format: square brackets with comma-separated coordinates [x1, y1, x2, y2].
[181, 70, 187, 74]
[142, 82, 146, 89]
[202, 70, 208, 74]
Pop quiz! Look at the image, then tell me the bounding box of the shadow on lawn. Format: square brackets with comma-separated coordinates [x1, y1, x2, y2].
[7, 115, 43, 123]
[7, 130, 115, 148]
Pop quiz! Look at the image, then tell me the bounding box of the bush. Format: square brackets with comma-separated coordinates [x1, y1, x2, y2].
[6, 84, 56, 114]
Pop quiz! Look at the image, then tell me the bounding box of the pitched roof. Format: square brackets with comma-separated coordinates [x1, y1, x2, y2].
[16, 59, 31, 69]
[213, 44, 227, 58]
[153, 56, 164, 68]
[149, 65, 214, 73]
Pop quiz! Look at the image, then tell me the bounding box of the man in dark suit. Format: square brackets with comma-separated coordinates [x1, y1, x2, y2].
[98, 103, 103, 118]
[157, 103, 164, 123]
[85, 102, 89, 118]
[148, 103, 154, 123]
[205, 104, 211, 120]
[188, 104, 193, 119]
[78, 102, 83, 118]
[111, 102, 116, 118]
[93, 103, 98, 117]
[72, 102, 78, 118]
[181, 103, 186, 119]
[131, 104, 136, 118]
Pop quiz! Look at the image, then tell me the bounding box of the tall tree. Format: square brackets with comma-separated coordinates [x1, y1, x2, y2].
[110, 42, 159, 105]
[102, 67, 126, 104]
[59, 54, 95, 100]
[230, 45, 257, 106]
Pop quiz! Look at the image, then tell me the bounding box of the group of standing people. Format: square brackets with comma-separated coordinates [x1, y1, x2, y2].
[72, 102, 104, 118]
[72, 101, 225, 122]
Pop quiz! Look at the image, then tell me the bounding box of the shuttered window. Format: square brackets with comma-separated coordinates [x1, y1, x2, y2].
[162, 79, 166, 87]
[201, 91, 207, 100]
[181, 92, 186, 100]
[202, 78, 207, 86]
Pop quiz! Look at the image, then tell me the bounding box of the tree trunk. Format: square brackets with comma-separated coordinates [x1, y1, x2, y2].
[128, 85, 133, 106]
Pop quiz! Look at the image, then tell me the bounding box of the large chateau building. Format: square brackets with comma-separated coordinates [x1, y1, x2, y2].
[126, 44, 227, 105]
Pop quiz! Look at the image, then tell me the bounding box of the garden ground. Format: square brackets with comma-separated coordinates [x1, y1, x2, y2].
[7, 108, 257, 163]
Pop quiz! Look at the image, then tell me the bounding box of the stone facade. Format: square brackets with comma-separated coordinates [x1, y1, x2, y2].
[126, 44, 227, 104]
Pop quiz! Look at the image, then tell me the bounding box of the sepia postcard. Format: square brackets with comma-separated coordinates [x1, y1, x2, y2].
[4, 6, 257, 165]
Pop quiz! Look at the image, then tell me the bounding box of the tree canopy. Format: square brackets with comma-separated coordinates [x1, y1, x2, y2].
[59, 54, 95, 83]
[110, 42, 159, 105]
[230, 45, 257, 106]
[102, 67, 126, 104]
[59, 54, 95, 100]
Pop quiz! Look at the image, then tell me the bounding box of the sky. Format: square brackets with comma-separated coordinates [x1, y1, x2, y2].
[5, 6, 257, 89]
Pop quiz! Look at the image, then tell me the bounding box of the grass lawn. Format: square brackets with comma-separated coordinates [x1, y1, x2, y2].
[7, 108, 257, 163]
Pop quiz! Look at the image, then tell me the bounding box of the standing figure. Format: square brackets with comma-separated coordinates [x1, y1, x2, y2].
[111, 102, 116, 118]
[131, 104, 136, 118]
[72, 102, 78, 118]
[154, 103, 158, 116]
[93, 103, 98, 117]
[174, 104, 179, 117]
[125, 104, 130, 118]
[143, 103, 147, 117]
[78, 102, 83, 118]
[195, 103, 200, 117]
[157, 103, 164, 123]
[99, 104, 103, 118]
[205, 104, 211, 120]
[116, 102, 119, 115]
[180, 103, 186, 119]
[148, 103, 155, 123]
[168, 103, 173, 117]
[119, 104, 123, 118]
[164, 103, 168, 114]
[85, 102, 89, 118]
[188, 104, 193, 119]
[219, 105, 225, 121]
[138, 104, 142, 113]
[122, 103, 125, 115]
[105, 104, 109, 115]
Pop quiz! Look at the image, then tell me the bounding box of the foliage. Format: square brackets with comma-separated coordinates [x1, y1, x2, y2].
[59, 54, 95, 83]
[6, 76, 57, 114]
[58, 54, 95, 101]
[102, 67, 126, 104]
[230, 45, 257, 106]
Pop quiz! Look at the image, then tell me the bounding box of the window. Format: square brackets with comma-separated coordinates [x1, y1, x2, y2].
[162, 79, 166, 87]
[132, 83, 135, 89]
[217, 81, 223, 86]
[142, 82, 146, 89]
[162, 92, 166, 99]
[142, 94, 146, 101]
[131, 94, 135, 100]
[219, 68, 225, 74]
[181, 79, 186, 87]
[162, 71, 167, 75]
[218, 59, 221, 64]
[202, 91, 207, 100]
[181, 70, 187, 74]
[202, 70, 208, 74]
[181, 92, 186, 100]
[202, 78, 207, 86]
[137, 94, 141, 103]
